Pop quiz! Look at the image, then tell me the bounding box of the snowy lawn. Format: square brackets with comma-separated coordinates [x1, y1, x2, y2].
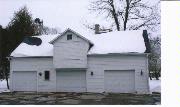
[0, 78, 161, 93]
[149, 78, 161, 93]
[0, 80, 10, 93]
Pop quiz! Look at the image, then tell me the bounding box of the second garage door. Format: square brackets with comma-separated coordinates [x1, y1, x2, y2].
[12, 71, 37, 91]
[104, 70, 135, 93]
[56, 70, 86, 92]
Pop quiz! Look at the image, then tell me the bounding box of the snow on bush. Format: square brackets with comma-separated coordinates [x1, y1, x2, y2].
[0, 80, 10, 93]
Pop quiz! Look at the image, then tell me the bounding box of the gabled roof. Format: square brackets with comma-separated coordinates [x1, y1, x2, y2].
[10, 34, 59, 57]
[49, 28, 93, 45]
[86, 30, 147, 54]
[10, 29, 150, 57]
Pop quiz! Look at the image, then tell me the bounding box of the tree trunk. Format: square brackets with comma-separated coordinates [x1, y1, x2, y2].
[2, 66, 9, 89]
[124, 0, 130, 30]
[5, 62, 10, 89]
[2, 59, 10, 89]
[110, 0, 120, 31]
[113, 12, 120, 31]
[149, 72, 152, 80]
[5, 74, 9, 89]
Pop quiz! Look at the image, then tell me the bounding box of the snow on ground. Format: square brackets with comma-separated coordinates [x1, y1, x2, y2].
[149, 78, 161, 93]
[0, 80, 10, 93]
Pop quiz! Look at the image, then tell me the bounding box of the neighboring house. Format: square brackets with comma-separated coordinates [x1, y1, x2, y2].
[9, 27, 150, 94]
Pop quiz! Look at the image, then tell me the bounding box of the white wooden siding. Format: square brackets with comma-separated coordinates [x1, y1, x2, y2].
[87, 55, 149, 93]
[53, 31, 89, 68]
[10, 58, 56, 92]
[10, 54, 149, 93]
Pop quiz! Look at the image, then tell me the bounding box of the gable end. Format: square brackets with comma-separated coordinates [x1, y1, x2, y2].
[49, 28, 93, 46]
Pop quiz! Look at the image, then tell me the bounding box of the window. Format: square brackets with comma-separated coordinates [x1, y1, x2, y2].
[44, 71, 50, 80]
[67, 34, 72, 40]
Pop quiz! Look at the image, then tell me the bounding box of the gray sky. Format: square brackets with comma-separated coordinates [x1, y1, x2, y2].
[0, 0, 160, 36]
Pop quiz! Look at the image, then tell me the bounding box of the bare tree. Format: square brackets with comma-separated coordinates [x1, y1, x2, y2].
[126, 1, 160, 31]
[89, 0, 120, 31]
[89, 0, 160, 31]
[34, 18, 60, 35]
[42, 26, 60, 35]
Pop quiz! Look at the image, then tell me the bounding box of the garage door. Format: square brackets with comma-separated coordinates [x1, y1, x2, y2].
[13, 71, 37, 91]
[104, 70, 135, 93]
[56, 70, 86, 92]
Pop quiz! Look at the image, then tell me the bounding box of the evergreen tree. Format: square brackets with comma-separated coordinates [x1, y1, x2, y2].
[0, 26, 10, 88]
[7, 6, 37, 54]
[0, 6, 38, 89]
[0, 6, 60, 88]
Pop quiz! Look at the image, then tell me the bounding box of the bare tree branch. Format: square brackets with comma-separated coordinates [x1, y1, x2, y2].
[87, 0, 160, 32]
[89, 0, 120, 31]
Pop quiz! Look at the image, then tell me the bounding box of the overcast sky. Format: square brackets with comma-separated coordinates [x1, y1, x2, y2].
[0, 0, 160, 36]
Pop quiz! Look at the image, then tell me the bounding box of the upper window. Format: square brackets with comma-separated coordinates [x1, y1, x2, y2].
[67, 34, 72, 40]
[44, 71, 50, 81]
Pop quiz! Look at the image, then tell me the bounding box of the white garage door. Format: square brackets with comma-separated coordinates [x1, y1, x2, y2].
[13, 71, 37, 91]
[105, 70, 135, 93]
[56, 70, 86, 92]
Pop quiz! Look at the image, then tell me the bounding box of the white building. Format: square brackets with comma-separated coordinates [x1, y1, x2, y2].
[9, 28, 150, 94]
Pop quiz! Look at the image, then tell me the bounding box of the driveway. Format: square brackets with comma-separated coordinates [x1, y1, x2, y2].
[0, 92, 160, 105]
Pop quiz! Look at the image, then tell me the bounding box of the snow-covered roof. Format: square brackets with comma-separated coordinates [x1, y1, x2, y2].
[10, 29, 148, 57]
[86, 30, 146, 54]
[10, 34, 59, 57]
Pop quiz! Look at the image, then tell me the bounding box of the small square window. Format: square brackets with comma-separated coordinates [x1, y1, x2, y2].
[67, 34, 72, 40]
[44, 71, 50, 80]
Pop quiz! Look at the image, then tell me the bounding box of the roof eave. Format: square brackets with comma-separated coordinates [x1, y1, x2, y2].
[88, 52, 149, 56]
[9, 56, 53, 59]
